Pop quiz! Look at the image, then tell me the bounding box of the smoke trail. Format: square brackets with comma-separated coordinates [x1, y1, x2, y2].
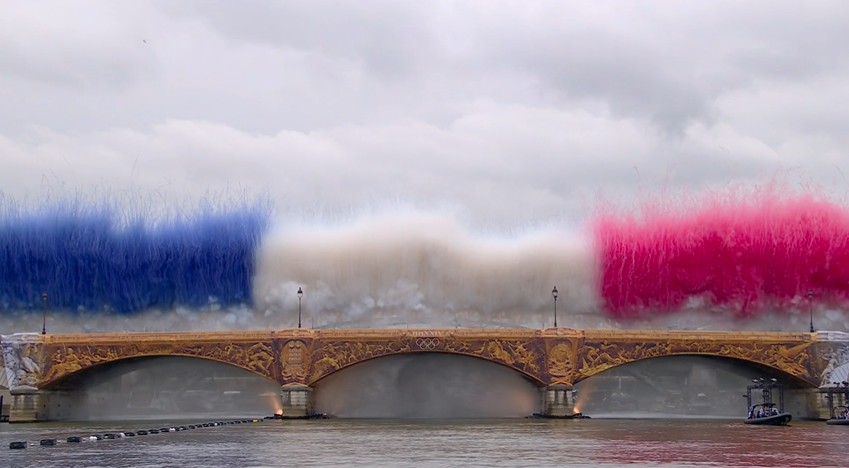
[596, 188, 849, 319]
[254, 211, 597, 328]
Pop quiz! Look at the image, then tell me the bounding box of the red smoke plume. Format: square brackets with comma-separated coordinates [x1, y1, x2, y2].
[595, 191, 849, 318]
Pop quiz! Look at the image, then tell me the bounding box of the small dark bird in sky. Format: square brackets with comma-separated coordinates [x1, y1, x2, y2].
[142, 39, 147, 44]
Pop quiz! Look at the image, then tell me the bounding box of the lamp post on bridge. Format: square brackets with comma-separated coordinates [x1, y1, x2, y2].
[552, 286, 558, 328]
[807, 290, 815, 333]
[297, 287, 303, 329]
[41, 291, 48, 335]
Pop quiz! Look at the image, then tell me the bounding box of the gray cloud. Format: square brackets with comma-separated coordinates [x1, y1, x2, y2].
[1, 0, 848, 230]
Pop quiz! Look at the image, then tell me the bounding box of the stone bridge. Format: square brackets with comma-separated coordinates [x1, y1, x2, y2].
[3, 328, 849, 421]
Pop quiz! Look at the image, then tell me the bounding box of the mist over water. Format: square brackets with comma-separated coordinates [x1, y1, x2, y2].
[575, 356, 771, 418]
[31, 353, 796, 421]
[313, 353, 539, 418]
[45, 357, 280, 420]
[313, 354, 768, 419]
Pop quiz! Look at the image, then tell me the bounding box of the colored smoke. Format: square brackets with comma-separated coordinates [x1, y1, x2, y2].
[4, 187, 849, 333]
[596, 190, 849, 318]
[254, 211, 597, 328]
[0, 195, 268, 314]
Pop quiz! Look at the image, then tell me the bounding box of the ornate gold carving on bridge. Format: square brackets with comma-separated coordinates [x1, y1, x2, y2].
[306, 332, 546, 385]
[11, 328, 825, 390]
[279, 339, 310, 382]
[40, 339, 277, 386]
[575, 338, 816, 384]
[546, 342, 575, 385]
[308, 336, 412, 384]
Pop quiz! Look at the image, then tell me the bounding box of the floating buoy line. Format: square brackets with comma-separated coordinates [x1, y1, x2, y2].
[7, 418, 263, 450]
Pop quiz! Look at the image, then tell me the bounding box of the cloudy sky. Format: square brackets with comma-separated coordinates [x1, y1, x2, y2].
[3, 0, 849, 231]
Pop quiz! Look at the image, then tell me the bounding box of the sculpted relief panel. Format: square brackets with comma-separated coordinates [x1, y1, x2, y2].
[305, 333, 546, 385]
[277, 339, 311, 383]
[39, 340, 277, 386]
[1, 334, 42, 391]
[574, 338, 817, 385]
[546, 341, 577, 385]
[816, 335, 849, 387]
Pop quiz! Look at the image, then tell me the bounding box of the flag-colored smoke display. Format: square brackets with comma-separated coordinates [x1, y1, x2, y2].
[596, 191, 849, 318]
[1, 188, 848, 330]
[0, 198, 268, 313]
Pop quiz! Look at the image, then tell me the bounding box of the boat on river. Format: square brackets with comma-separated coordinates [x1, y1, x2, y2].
[826, 405, 849, 425]
[745, 403, 792, 426]
[822, 381, 849, 425]
[744, 378, 791, 426]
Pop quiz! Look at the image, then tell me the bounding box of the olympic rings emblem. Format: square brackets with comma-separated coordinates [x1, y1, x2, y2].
[415, 337, 440, 350]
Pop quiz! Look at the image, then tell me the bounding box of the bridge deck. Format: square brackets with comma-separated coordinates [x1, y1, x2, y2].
[37, 327, 815, 343]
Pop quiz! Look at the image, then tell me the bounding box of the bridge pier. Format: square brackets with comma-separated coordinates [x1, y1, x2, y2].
[540, 384, 577, 417]
[776, 388, 838, 420]
[794, 387, 849, 420]
[280, 383, 314, 418]
[7, 387, 48, 423]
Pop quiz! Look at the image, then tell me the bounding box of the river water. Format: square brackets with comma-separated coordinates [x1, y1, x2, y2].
[2, 418, 847, 468]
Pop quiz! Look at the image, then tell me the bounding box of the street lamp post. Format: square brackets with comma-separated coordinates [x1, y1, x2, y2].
[807, 290, 815, 333]
[297, 287, 303, 329]
[552, 286, 558, 328]
[41, 291, 48, 335]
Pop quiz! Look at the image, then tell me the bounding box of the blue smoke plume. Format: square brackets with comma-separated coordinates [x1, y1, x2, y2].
[0, 196, 269, 314]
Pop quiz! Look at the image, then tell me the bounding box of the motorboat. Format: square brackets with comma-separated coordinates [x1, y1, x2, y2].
[826, 405, 849, 425]
[744, 378, 792, 426]
[745, 403, 791, 426]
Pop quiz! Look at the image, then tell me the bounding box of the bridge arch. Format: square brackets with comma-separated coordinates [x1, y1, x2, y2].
[571, 333, 819, 388]
[574, 352, 818, 388]
[39, 339, 278, 388]
[38, 355, 283, 421]
[309, 349, 546, 387]
[40, 353, 280, 390]
[302, 333, 548, 387]
[310, 351, 542, 418]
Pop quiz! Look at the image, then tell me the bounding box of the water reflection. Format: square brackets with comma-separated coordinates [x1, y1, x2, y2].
[2, 419, 848, 468]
